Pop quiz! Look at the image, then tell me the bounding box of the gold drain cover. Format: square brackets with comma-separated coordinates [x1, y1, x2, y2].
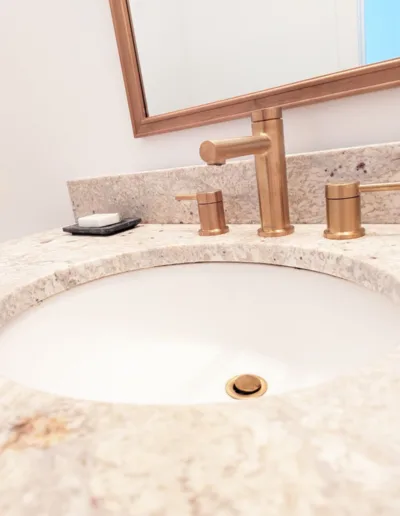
[225, 374, 268, 400]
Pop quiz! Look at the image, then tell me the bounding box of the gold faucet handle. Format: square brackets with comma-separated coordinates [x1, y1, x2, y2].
[175, 190, 229, 236]
[324, 180, 400, 240]
[175, 193, 197, 201]
[199, 136, 270, 166]
[175, 191, 224, 204]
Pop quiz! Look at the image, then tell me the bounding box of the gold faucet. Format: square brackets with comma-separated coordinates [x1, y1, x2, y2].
[175, 190, 229, 236]
[324, 181, 400, 240]
[199, 107, 294, 238]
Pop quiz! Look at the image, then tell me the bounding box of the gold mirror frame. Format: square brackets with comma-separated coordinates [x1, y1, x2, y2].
[110, 0, 400, 138]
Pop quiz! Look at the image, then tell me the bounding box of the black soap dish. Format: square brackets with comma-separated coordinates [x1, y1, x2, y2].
[63, 218, 142, 236]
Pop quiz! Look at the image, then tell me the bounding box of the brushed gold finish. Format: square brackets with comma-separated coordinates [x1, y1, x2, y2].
[110, 1, 400, 138]
[325, 182, 360, 200]
[225, 374, 268, 400]
[175, 190, 229, 236]
[200, 135, 271, 166]
[175, 193, 197, 202]
[234, 374, 262, 394]
[324, 196, 366, 240]
[324, 180, 400, 239]
[251, 107, 282, 122]
[200, 108, 294, 238]
[359, 182, 400, 193]
[324, 181, 365, 240]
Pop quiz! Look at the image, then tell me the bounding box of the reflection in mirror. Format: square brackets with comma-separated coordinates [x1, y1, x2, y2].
[128, 0, 400, 116]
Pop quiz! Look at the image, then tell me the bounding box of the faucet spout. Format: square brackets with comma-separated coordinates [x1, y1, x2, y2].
[200, 135, 271, 165]
[199, 107, 294, 238]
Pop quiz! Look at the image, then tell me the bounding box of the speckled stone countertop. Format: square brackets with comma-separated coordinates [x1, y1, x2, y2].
[1, 224, 400, 515]
[68, 141, 400, 225]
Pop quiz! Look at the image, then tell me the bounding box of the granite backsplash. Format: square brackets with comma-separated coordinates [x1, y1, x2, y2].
[67, 141, 400, 224]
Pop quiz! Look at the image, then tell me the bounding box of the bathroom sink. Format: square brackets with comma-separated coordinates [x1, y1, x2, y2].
[0, 262, 399, 405]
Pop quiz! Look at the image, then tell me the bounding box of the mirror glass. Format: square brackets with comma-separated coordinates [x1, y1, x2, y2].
[128, 0, 400, 116]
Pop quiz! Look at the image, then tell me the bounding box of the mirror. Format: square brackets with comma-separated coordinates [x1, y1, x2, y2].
[131, 0, 365, 115]
[109, 0, 400, 136]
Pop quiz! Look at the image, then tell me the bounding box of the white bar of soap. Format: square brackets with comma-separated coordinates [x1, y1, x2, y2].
[78, 213, 121, 228]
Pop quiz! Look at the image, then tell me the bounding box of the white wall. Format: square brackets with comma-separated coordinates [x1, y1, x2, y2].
[132, 0, 361, 114]
[0, 0, 399, 243]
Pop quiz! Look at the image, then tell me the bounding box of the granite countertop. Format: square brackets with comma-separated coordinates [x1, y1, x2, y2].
[1, 224, 400, 515]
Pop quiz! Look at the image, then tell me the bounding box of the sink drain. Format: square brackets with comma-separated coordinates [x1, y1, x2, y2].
[225, 374, 268, 400]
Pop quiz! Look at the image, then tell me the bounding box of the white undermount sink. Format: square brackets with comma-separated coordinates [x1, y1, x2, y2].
[0, 262, 398, 405]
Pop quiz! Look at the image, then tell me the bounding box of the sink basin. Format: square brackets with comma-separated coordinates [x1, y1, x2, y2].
[0, 262, 398, 405]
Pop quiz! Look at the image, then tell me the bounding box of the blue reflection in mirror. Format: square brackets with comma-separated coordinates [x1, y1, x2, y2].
[364, 0, 400, 64]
